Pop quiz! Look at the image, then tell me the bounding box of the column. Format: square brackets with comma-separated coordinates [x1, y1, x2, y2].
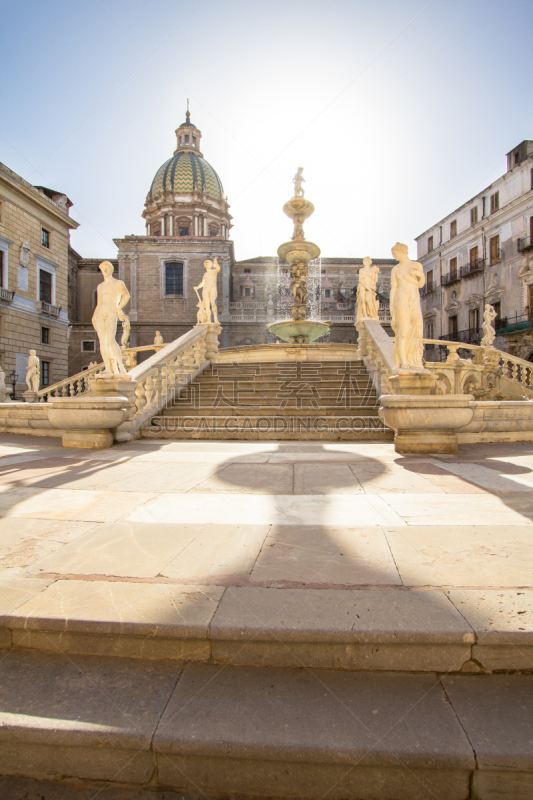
[129, 254, 138, 322]
[203, 216, 208, 237]
[117, 253, 126, 282]
[168, 215, 174, 236]
[161, 216, 165, 236]
[220, 256, 231, 322]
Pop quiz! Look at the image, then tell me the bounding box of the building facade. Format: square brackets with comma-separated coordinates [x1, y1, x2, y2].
[68, 112, 395, 372]
[0, 164, 78, 396]
[416, 140, 533, 360]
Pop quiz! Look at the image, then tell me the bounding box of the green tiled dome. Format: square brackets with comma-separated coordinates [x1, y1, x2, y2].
[149, 151, 223, 202]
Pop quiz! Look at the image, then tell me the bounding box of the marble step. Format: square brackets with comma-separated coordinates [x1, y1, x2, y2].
[5, 583, 531, 674]
[141, 423, 392, 441]
[0, 650, 531, 799]
[161, 406, 382, 418]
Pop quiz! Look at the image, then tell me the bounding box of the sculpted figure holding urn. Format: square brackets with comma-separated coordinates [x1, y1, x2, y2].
[356, 257, 380, 321]
[194, 258, 220, 324]
[26, 350, 40, 392]
[92, 261, 131, 375]
[390, 242, 425, 370]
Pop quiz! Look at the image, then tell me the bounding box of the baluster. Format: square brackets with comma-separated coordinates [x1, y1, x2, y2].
[193, 340, 202, 368]
[198, 336, 207, 363]
[161, 364, 170, 398]
[144, 372, 154, 407]
[134, 382, 147, 417]
[152, 368, 162, 407]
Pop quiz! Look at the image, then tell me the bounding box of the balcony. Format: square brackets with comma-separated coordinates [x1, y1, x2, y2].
[460, 259, 485, 278]
[38, 301, 61, 317]
[0, 287, 15, 303]
[518, 236, 533, 253]
[420, 284, 439, 297]
[439, 328, 482, 346]
[496, 312, 533, 335]
[441, 272, 461, 286]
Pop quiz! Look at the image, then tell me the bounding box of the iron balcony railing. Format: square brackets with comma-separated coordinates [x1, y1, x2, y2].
[439, 328, 482, 345]
[460, 259, 485, 278]
[420, 284, 439, 296]
[441, 272, 461, 286]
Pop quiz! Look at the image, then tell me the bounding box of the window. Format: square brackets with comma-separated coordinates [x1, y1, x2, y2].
[165, 262, 183, 295]
[152, 224, 161, 236]
[209, 229, 218, 237]
[427, 236, 433, 253]
[0, 201, 3, 222]
[493, 301, 501, 325]
[528, 284, 533, 317]
[426, 321, 434, 340]
[244, 269, 251, 273]
[179, 227, 189, 237]
[490, 192, 499, 214]
[39, 269, 52, 303]
[325, 289, 331, 298]
[449, 257, 458, 280]
[82, 340, 95, 352]
[450, 220, 457, 239]
[482, 197, 486, 218]
[515, 151, 520, 165]
[529, 216, 533, 243]
[40, 360, 50, 387]
[427, 269, 434, 291]
[184, 135, 189, 144]
[41, 229, 50, 248]
[192, 136, 196, 146]
[449, 315, 458, 336]
[469, 308, 480, 332]
[244, 287, 251, 297]
[531, 168, 533, 191]
[41, 327, 49, 344]
[471, 207, 478, 225]
[489, 235, 500, 265]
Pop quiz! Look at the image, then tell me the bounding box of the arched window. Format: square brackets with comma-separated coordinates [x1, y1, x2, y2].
[165, 262, 184, 295]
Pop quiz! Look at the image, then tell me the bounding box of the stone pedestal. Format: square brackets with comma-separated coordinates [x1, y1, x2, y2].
[390, 370, 437, 396]
[88, 373, 138, 443]
[380, 394, 474, 454]
[23, 390, 39, 403]
[205, 323, 222, 360]
[48, 396, 129, 449]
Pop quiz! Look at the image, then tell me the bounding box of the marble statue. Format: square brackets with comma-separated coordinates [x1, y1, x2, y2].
[356, 257, 380, 321]
[92, 260, 131, 375]
[154, 330, 164, 346]
[120, 314, 131, 349]
[390, 242, 425, 370]
[0, 365, 10, 402]
[26, 350, 40, 392]
[481, 303, 498, 346]
[194, 258, 220, 324]
[293, 167, 305, 197]
[19, 240, 30, 268]
[292, 214, 305, 241]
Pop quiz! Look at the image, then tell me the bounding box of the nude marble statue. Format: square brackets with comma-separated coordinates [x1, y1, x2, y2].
[356, 257, 380, 321]
[481, 303, 498, 346]
[293, 167, 305, 197]
[26, 350, 40, 392]
[92, 260, 131, 374]
[390, 242, 425, 370]
[194, 258, 220, 324]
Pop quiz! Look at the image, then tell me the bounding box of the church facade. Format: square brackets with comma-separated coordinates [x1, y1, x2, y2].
[68, 112, 394, 374]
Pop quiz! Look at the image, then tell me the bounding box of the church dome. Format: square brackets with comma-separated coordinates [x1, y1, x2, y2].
[148, 151, 224, 202]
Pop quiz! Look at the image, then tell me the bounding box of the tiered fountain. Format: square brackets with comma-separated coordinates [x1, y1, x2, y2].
[268, 169, 331, 344]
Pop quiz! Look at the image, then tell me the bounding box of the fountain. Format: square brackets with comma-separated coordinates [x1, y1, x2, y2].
[267, 169, 331, 344]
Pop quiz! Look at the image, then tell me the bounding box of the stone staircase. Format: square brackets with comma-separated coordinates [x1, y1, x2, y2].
[141, 359, 393, 441]
[1, 583, 532, 799]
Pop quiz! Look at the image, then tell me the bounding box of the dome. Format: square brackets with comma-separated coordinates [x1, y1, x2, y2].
[148, 151, 224, 202]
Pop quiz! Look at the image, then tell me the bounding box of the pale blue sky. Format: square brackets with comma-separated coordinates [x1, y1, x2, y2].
[2, 0, 532, 261]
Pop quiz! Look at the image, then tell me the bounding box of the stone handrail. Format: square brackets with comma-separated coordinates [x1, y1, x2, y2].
[355, 319, 395, 395]
[119, 322, 220, 440]
[37, 344, 166, 403]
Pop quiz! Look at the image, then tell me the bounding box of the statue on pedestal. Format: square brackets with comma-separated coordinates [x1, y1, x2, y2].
[92, 261, 131, 375]
[481, 304, 498, 347]
[194, 258, 220, 324]
[154, 330, 164, 346]
[390, 242, 425, 370]
[0, 365, 10, 402]
[356, 257, 380, 321]
[293, 167, 305, 197]
[26, 350, 40, 392]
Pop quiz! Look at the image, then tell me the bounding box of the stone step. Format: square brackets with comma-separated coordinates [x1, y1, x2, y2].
[161, 406, 382, 418]
[0, 649, 531, 799]
[5, 583, 531, 674]
[142, 419, 392, 440]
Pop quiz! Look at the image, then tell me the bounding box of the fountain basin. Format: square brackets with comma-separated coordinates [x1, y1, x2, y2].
[277, 240, 320, 265]
[267, 320, 332, 344]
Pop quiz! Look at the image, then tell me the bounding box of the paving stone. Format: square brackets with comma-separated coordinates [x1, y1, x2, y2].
[0, 519, 99, 575]
[443, 674, 533, 799]
[0, 651, 180, 782]
[250, 525, 401, 585]
[210, 587, 473, 670]
[0, 487, 157, 522]
[382, 494, 533, 526]
[7, 580, 223, 660]
[293, 463, 364, 494]
[385, 526, 533, 587]
[191, 464, 294, 494]
[0, 776, 193, 799]
[155, 664, 474, 799]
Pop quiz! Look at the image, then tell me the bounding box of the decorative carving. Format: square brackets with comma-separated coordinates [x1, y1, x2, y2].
[92, 260, 131, 375]
[481, 303, 498, 346]
[356, 257, 380, 321]
[26, 350, 40, 392]
[19, 240, 30, 268]
[390, 242, 425, 370]
[194, 258, 220, 324]
[293, 167, 305, 197]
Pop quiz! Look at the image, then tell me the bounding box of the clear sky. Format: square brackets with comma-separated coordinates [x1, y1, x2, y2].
[2, 0, 533, 262]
